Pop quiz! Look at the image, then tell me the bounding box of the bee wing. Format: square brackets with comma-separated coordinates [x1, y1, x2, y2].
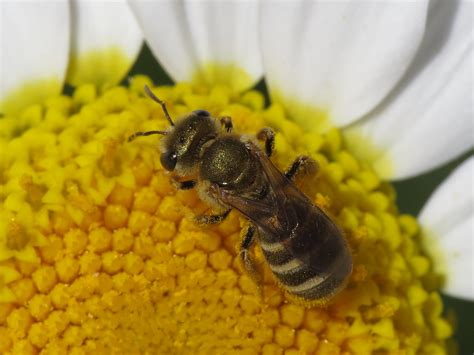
[213, 142, 308, 237]
[216, 187, 275, 218]
[216, 142, 351, 298]
[214, 141, 309, 234]
[246, 143, 351, 277]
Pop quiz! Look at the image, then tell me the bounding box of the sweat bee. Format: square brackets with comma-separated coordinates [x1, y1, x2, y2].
[128, 86, 352, 302]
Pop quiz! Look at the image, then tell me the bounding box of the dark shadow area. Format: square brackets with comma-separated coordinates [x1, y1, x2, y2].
[252, 78, 271, 108]
[393, 150, 473, 216]
[62, 83, 75, 96]
[125, 43, 174, 86]
[442, 294, 474, 354]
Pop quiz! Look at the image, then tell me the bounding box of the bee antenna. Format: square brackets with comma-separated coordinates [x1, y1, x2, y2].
[128, 130, 168, 142]
[144, 85, 174, 126]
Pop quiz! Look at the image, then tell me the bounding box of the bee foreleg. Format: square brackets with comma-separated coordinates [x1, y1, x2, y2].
[220, 116, 233, 133]
[285, 155, 318, 180]
[195, 209, 231, 225]
[239, 225, 263, 290]
[171, 178, 196, 190]
[257, 128, 275, 157]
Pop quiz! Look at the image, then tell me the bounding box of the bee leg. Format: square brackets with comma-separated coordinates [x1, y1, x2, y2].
[285, 155, 318, 181]
[257, 128, 275, 157]
[240, 225, 263, 290]
[220, 116, 233, 133]
[171, 178, 196, 190]
[195, 209, 231, 225]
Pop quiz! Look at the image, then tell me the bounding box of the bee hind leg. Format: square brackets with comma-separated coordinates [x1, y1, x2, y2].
[257, 128, 275, 157]
[239, 225, 264, 291]
[195, 209, 231, 225]
[285, 155, 318, 181]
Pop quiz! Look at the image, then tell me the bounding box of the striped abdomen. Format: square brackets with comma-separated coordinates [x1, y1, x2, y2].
[258, 204, 352, 301]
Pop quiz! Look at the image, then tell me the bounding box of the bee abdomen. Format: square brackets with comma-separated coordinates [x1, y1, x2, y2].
[263, 246, 326, 291]
[260, 240, 323, 285]
[260, 237, 351, 301]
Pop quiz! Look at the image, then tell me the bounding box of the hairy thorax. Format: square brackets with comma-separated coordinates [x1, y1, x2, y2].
[200, 136, 259, 192]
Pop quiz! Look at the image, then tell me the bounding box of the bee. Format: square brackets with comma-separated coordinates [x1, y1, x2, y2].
[128, 86, 352, 302]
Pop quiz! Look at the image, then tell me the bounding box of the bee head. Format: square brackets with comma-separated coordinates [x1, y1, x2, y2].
[160, 110, 218, 175]
[128, 86, 219, 175]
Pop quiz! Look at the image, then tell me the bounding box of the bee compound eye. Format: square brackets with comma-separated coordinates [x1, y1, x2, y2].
[193, 109, 211, 117]
[160, 151, 178, 171]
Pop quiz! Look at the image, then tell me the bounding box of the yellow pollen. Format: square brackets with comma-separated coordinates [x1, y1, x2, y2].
[6, 221, 30, 251]
[99, 138, 122, 177]
[20, 175, 47, 209]
[0, 75, 452, 353]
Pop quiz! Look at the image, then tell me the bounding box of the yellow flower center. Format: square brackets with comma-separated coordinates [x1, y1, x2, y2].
[6, 220, 30, 251]
[0, 76, 452, 354]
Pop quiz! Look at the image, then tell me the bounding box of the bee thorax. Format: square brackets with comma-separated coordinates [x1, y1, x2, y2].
[200, 136, 258, 190]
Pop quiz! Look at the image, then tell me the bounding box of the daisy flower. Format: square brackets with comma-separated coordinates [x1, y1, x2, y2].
[0, 0, 472, 353]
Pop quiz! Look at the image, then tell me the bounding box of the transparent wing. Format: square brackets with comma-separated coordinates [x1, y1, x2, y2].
[215, 142, 349, 273]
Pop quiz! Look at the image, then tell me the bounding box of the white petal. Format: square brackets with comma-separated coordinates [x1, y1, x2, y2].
[67, 0, 143, 87]
[419, 157, 474, 300]
[345, 0, 473, 180]
[0, 1, 69, 115]
[260, 0, 429, 130]
[129, 0, 262, 91]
